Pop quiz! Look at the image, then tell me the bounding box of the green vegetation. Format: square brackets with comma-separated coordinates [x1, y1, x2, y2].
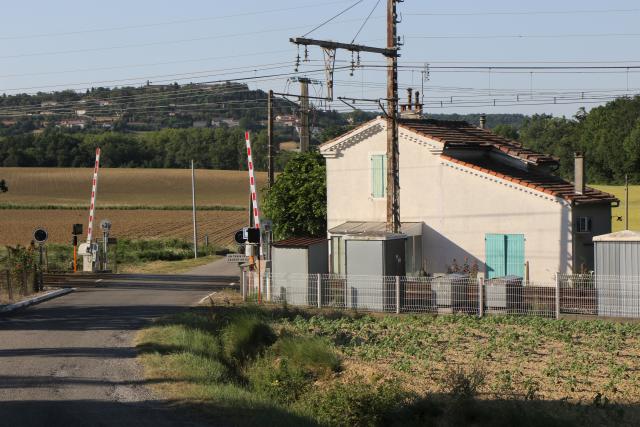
[494, 98, 640, 184]
[137, 295, 640, 426]
[263, 152, 327, 240]
[594, 185, 640, 231]
[43, 238, 224, 272]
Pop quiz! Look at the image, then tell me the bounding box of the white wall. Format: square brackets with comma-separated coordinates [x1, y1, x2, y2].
[325, 120, 574, 282]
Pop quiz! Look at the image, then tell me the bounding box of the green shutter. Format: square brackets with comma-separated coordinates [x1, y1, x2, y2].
[505, 234, 525, 277]
[371, 155, 386, 198]
[485, 234, 525, 279]
[485, 234, 506, 279]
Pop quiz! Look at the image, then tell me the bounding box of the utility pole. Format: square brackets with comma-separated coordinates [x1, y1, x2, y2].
[299, 78, 310, 152]
[191, 160, 198, 258]
[386, 0, 400, 233]
[267, 90, 275, 187]
[625, 174, 629, 230]
[290, 0, 402, 232]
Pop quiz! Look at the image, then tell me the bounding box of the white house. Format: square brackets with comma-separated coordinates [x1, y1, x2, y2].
[320, 117, 618, 282]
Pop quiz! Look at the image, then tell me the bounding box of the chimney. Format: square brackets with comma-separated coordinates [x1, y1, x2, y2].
[479, 113, 486, 129]
[401, 88, 420, 118]
[415, 91, 422, 114]
[574, 152, 585, 195]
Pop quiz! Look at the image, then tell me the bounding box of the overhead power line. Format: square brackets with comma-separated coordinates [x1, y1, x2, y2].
[407, 33, 640, 40]
[0, 17, 382, 61]
[0, 0, 355, 41]
[406, 8, 640, 17]
[303, 0, 364, 37]
[0, 49, 291, 79]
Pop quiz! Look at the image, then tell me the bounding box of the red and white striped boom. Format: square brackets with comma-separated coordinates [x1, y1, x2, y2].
[86, 148, 101, 244]
[245, 132, 261, 229]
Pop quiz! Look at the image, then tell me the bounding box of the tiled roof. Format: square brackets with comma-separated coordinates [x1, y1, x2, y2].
[272, 236, 327, 248]
[441, 155, 619, 205]
[400, 119, 559, 166]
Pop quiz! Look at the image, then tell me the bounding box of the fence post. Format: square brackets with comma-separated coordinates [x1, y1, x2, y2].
[395, 276, 401, 314]
[317, 273, 322, 309]
[555, 273, 560, 320]
[478, 277, 484, 318]
[242, 269, 247, 302]
[5, 270, 12, 301]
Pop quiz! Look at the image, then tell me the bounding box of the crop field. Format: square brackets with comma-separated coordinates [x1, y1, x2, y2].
[137, 295, 640, 426]
[0, 167, 265, 208]
[0, 209, 246, 246]
[594, 185, 640, 231]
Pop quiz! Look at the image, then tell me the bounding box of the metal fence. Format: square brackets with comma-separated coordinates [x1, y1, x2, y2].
[0, 268, 39, 305]
[242, 272, 640, 320]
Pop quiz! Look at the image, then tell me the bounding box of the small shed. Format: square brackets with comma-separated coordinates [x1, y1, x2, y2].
[271, 237, 328, 306]
[342, 232, 407, 311]
[593, 230, 640, 318]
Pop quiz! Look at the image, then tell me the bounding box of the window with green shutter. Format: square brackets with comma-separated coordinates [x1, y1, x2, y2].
[371, 154, 387, 198]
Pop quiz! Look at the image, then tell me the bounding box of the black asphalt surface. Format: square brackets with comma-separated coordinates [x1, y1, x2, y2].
[0, 276, 235, 427]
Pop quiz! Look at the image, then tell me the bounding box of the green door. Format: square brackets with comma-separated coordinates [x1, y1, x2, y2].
[485, 234, 525, 279]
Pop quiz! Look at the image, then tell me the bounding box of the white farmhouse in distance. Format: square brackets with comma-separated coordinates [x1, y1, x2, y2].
[320, 115, 618, 282]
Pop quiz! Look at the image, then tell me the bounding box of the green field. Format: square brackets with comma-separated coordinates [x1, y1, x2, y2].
[137, 295, 640, 426]
[594, 185, 640, 231]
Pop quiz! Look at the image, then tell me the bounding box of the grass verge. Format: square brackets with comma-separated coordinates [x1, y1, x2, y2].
[136, 292, 640, 426]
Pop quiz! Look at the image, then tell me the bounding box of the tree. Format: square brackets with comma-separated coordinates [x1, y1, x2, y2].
[492, 124, 519, 140]
[0, 179, 7, 193]
[263, 152, 326, 240]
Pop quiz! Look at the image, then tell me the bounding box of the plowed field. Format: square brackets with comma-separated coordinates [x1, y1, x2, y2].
[0, 209, 247, 246]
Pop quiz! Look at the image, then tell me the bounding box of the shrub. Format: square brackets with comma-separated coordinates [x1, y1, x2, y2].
[441, 365, 486, 400]
[248, 336, 341, 405]
[304, 378, 410, 427]
[276, 336, 341, 377]
[248, 355, 311, 405]
[222, 315, 276, 364]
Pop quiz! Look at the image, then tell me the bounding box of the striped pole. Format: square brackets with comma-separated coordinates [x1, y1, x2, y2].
[245, 132, 261, 229]
[87, 148, 101, 244]
[245, 132, 262, 303]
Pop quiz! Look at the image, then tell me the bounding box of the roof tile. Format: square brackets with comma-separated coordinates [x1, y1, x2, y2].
[441, 155, 618, 205]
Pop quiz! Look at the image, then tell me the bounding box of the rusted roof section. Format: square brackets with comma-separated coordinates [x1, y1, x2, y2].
[272, 236, 327, 248]
[400, 119, 559, 166]
[441, 155, 619, 205]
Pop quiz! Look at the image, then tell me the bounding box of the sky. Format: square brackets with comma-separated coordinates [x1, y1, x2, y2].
[1, 0, 640, 117]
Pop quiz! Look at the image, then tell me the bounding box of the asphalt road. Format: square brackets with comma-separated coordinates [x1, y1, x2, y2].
[0, 274, 235, 427]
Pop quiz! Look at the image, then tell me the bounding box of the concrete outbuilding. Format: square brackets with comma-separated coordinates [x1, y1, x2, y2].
[271, 237, 328, 306]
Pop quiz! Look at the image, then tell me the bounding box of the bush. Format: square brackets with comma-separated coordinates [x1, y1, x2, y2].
[276, 336, 340, 377]
[248, 336, 341, 405]
[222, 315, 277, 364]
[304, 378, 410, 427]
[440, 365, 486, 400]
[248, 355, 311, 405]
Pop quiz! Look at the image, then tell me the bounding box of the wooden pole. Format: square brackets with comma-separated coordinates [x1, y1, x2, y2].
[268, 90, 275, 188]
[191, 160, 198, 258]
[386, 0, 400, 233]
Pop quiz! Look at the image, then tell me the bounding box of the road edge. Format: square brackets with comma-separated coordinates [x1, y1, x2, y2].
[0, 288, 75, 314]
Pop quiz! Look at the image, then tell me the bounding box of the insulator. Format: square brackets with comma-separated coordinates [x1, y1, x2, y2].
[304, 46, 309, 62]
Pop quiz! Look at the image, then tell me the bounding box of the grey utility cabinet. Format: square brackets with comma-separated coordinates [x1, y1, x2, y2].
[344, 232, 406, 311]
[272, 237, 328, 306]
